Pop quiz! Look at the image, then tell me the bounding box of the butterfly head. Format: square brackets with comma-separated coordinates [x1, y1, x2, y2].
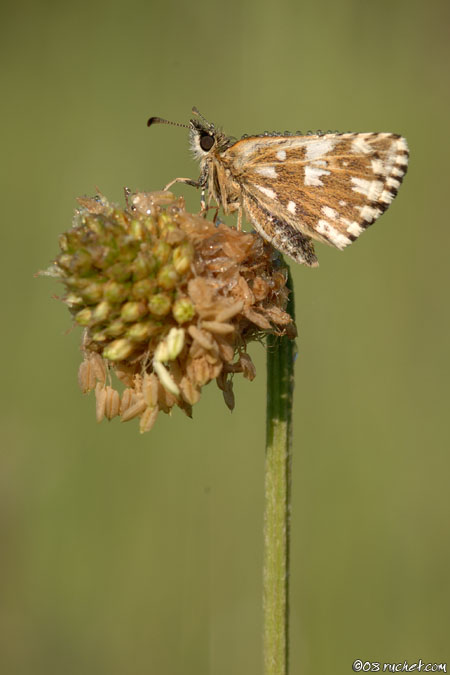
[147, 108, 231, 162]
[189, 107, 231, 160]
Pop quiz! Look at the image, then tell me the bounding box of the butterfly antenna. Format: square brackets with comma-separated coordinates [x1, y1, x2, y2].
[147, 116, 189, 129]
[191, 106, 213, 128]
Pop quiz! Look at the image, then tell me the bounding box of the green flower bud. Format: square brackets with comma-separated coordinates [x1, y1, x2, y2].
[148, 293, 171, 317]
[64, 276, 89, 292]
[142, 216, 157, 235]
[157, 264, 179, 290]
[129, 219, 145, 240]
[85, 216, 106, 236]
[120, 301, 148, 322]
[127, 320, 160, 342]
[70, 250, 93, 277]
[173, 241, 194, 275]
[172, 297, 195, 324]
[91, 329, 108, 343]
[112, 208, 129, 228]
[153, 241, 172, 265]
[105, 319, 126, 337]
[131, 252, 157, 281]
[92, 301, 112, 324]
[103, 338, 134, 362]
[75, 308, 92, 326]
[64, 293, 84, 308]
[104, 279, 129, 303]
[157, 212, 172, 232]
[58, 233, 69, 252]
[80, 282, 104, 304]
[57, 253, 74, 271]
[108, 262, 132, 282]
[131, 278, 156, 300]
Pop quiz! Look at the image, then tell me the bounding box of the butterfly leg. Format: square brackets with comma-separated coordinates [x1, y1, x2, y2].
[200, 187, 207, 212]
[225, 202, 242, 230]
[237, 206, 243, 231]
[211, 205, 220, 223]
[123, 186, 131, 209]
[163, 177, 201, 191]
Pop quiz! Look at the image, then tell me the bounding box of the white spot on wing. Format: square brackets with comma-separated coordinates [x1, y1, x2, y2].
[317, 219, 350, 249]
[351, 177, 383, 200]
[386, 177, 400, 189]
[322, 205, 338, 220]
[255, 166, 277, 178]
[305, 138, 336, 161]
[347, 222, 364, 236]
[256, 185, 277, 199]
[371, 159, 385, 175]
[356, 205, 381, 222]
[276, 149, 287, 161]
[351, 137, 372, 154]
[305, 164, 330, 186]
[380, 190, 394, 204]
[287, 201, 296, 214]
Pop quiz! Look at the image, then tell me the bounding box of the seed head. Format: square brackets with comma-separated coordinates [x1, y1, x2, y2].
[46, 191, 296, 432]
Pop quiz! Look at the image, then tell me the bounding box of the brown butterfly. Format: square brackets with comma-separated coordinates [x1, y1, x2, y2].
[148, 107, 409, 266]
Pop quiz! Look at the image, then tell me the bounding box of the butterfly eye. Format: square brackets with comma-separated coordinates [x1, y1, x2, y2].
[200, 133, 214, 151]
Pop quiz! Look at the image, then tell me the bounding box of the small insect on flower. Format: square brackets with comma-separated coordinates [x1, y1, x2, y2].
[148, 108, 409, 266]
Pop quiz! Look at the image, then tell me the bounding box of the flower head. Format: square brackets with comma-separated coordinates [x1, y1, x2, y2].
[48, 191, 296, 432]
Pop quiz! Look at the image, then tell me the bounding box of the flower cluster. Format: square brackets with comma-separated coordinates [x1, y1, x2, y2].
[49, 191, 296, 432]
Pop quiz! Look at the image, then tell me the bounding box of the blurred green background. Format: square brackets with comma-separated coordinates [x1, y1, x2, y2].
[1, 0, 449, 673]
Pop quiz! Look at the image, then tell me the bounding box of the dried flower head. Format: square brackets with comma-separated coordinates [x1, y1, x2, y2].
[46, 191, 296, 432]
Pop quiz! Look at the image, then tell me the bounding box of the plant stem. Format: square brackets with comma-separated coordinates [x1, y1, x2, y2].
[264, 266, 296, 675]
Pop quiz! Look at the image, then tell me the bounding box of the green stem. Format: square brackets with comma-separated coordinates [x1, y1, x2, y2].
[264, 266, 296, 675]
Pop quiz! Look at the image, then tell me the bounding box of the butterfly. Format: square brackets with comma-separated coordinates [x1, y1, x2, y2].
[147, 107, 409, 266]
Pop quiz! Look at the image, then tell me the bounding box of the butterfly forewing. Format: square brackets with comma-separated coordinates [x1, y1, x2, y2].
[221, 132, 409, 254]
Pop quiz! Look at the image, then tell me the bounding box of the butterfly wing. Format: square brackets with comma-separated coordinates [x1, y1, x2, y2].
[222, 133, 408, 256]
[242, 189, 319, 266]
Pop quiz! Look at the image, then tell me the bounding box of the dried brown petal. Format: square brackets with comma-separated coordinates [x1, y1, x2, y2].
[222, 380, 235, 411]
[263, 306, 293, 325]
[231, 276, 255, 307]
[142, 372, 159, 407]
[95, 383, 107, 422]
[188, 325, 215, 351]
[252, 277, 270, 301]
[120, 388, 135, 414]
[156, 380, 177, 413]
[120, 395, 147, 422]
[187, 277, 215, 309]
[215, 335, 235, 363]
[104, 386, 120, 419]
[215, 300, 244, 322]
[91, 353, 107, 384]
[179, 377, 201, 405]
[187, 356, 211, 387]
[78, 358, 96, 393]
[242, 307, 271, 330]
[239, 352, 256, 381]
[115, 365, 135, 387]
[209, 360, 223, 380]
[140, 406, 159, 433]
[201, 320, 234, 335]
